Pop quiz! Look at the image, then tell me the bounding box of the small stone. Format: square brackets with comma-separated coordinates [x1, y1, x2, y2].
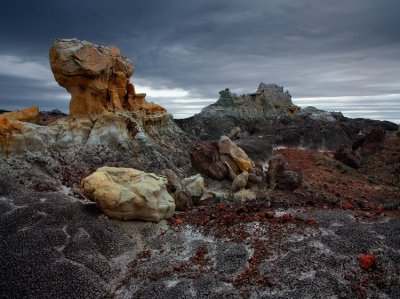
[359, 254, 376, 270]
[305, 217, 317, 225]
[175, 217, 184, 225]
[232, 171, 249, 192]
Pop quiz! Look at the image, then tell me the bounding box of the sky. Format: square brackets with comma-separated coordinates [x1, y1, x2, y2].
[0, 0, 399, 123]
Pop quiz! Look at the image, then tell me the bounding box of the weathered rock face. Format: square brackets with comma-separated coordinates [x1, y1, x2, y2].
[81, 167, 175, 222]
[267, 154, 288, 189]
[334, 128, 386, 169]
[50, 39, 166, 118]
[276, 170, 302, 191]
[177, 83, 398, 153]
[0, 106, 41, 156]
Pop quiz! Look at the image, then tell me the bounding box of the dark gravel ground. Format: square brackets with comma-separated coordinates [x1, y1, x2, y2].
[0, 176, 399, 299]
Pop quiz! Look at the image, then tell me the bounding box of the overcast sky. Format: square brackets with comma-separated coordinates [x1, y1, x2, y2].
[0, 0, 399, 123]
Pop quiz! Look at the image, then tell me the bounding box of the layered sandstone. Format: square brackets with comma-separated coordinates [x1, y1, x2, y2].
[49, 38, 166, 118]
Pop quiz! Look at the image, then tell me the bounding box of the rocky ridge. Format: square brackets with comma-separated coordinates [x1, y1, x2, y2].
[177, 84, 398, 156]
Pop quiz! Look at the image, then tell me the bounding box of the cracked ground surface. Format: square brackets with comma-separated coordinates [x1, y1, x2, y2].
[0, 176, 399, 299]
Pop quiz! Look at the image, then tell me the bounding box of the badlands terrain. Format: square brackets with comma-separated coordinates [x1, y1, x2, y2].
[0, 39, 399, 298]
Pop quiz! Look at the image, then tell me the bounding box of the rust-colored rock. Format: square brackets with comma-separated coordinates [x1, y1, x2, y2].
[49, 38, 166, 117]
[190, 141, 229, 180]
[359, 254, 376, 270]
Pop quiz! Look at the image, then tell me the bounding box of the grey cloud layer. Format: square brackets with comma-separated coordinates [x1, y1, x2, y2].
[0, 0, 399, 122]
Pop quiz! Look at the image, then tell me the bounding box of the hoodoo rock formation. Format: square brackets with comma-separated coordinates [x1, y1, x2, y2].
[50, 39, 166, 117]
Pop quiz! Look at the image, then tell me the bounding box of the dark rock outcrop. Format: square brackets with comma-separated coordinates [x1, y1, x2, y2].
[352, 127, 385, 156]
[267, 154, 302, 191]
[335, 128, 386, 169]
[334, 145, 361, 169]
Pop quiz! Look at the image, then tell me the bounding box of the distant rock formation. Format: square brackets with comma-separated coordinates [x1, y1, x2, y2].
[50, 39, 166, 117]
[177, 83, 398, 153]
[200, 83, 299, 119]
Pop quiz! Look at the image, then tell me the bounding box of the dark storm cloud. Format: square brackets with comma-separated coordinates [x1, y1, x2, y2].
[0, 0, 399, 122]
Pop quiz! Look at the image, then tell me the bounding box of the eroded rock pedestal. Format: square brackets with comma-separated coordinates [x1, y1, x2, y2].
[50, 39, 166, 117]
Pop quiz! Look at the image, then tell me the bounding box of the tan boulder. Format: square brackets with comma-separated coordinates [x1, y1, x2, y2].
[182, 174, 205, 204]
[81, 167, 175, 222]
[232, 171, 249, 192]
[218, 136, 254, 171]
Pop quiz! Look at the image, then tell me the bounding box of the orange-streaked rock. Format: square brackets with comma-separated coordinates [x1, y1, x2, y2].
[49, 39, 166, 118]
[1, 106, 40, 124]
[0, 115, 23, 155]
